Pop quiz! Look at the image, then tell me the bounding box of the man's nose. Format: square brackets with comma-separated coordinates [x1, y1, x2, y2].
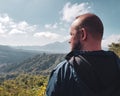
[68, 39, 71, 44]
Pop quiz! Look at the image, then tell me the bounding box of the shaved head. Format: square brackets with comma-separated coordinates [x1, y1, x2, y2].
[74, 13, 104, 40]
[69, 13, 104, 51]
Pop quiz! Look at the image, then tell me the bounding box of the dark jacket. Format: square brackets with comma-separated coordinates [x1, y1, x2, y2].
[46, 50, 120, 96]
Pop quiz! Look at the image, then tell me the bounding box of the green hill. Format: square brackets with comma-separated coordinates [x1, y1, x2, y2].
[0, 45, 37, 64]
[0, 45, 39, 73]
[2, 53, 66, 75]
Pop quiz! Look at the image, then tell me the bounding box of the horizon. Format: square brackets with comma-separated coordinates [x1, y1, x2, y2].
[0, 0, 119, 50]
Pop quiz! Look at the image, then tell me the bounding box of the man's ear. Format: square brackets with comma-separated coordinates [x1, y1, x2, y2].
[80, 28, 87, 40]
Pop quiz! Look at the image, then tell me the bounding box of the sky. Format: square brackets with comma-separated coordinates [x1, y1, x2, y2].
[0, 0, 120, 49]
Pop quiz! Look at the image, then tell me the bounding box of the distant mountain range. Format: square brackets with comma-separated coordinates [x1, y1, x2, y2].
[3, 53, 66, 75]
[0, 41, 70, 74]
[0, 45, 38, 64]
[0, 45, 39, 73]
[14, 41, 70, 53]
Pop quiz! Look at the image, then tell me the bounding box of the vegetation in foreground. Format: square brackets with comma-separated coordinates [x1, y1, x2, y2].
[0, 74, 48, 96]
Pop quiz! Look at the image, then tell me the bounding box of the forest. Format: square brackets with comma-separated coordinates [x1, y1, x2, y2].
[0, 74, 48, 96]
[0, 53, 65, 96]
[0, 42, 120, 96]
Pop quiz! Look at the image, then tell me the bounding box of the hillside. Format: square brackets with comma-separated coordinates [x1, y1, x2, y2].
[0, 45, 38, 64]
[0, 45, 38, 73]
[2, 53, 66, 75]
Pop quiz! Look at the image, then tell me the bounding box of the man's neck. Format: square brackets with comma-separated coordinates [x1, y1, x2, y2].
[81, 42, 102, 51]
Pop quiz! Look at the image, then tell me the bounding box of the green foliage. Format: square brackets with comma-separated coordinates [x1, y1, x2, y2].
[109, 42, 120, 57]
[0, 50, 66, 96]
[4, 53, 65, 75]
[0, 74, 48, 96]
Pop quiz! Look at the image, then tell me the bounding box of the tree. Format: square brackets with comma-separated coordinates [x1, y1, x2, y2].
[109, 41, 120, 57]
[0, 74, 48, 96]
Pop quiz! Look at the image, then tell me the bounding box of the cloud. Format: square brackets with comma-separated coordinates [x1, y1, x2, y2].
[0, 13, 37, 37]
[102, 34, 120, 49]
[0, 13, 70, 46]
[61, 2, 91, 22]
[16, 21, 37, 32]
[45, 23, 58, 29]
[33, 32, 60, 40]
[9, 29, 26, 35]
[0, 14, 12, 24]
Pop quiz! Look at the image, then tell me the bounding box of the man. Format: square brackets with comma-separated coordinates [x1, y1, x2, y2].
[46, 13, 120, 96]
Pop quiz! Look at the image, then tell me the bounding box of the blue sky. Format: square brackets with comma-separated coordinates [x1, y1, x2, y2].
[0, 0, 120, 49]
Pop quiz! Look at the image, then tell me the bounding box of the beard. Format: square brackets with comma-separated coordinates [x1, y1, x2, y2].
[72, 40, 82, 51]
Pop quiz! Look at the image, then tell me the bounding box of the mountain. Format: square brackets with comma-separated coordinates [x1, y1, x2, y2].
[14, 41, 70, 53]
[0, 42, 70, 75]
[2, 53, 66, 75]
[0, 45, 38, 72]
[39, 41, 70, 53]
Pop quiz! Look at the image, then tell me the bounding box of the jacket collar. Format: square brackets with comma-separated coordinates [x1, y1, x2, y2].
[65, 50, 106, 61]
[65, 50, 84, 61]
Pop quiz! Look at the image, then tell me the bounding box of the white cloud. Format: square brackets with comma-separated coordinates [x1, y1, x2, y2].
[0, 23, 6, 33]
[0, 14, 15, 30]
[45, 23, 58, 29]
[9, 29, 26, 35]
[34, 31, 60, 40]
[33, 31, 70, 44]
[102, 34, 120, 49]
[16, 21, 37, 32]
[0, 14, 12, 24]
[0, 13, 69, 46]
[17, 21, 28, 30]
[0, 13, 37, 37]
[45, 24, 52, 29]
[61, 2, 91, 22]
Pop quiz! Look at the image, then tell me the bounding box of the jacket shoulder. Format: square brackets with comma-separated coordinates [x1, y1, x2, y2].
[46, 60, 75, 96]
[51, 60, 74, 80]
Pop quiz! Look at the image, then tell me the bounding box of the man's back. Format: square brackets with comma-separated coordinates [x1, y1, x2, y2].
[46, 50, 120, 96]
[46, 13, 120, 96]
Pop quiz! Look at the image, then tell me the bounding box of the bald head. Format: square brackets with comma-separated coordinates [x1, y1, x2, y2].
[74, 13, 104, 40]
[69, 13, 104, 51]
